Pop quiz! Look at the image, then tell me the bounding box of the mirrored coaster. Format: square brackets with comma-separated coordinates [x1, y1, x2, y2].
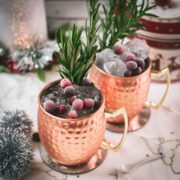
[40, 145, 107, 174]
[106, 107, 151, 133]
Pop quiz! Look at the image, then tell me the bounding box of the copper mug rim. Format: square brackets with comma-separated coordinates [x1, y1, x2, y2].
[92, 59, 151, 80]
[38, 79, 105, 122]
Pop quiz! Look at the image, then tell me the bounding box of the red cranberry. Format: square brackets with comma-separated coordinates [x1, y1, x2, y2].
[124, 70, 132, 77]
[113, 44, 125, 55]
[67, 110, 78, 119]
[58, 105, 66, 114]
[43, 100, 57, 113]
[6, 60, 20, 73]
[126, 54, 136, 61]
[126, 61, 138, 70]
[60, 79, 72, 88]
[84, 98, 95, 109]
[64, 86, 75, 97]
[72, 99, 84, 110]
[136, 59, 145, 69]
[69, 95, 77, 104]
[133, 67, 143, 75]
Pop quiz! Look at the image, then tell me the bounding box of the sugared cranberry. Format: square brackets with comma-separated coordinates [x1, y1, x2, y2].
[126, 54, 136, 61]
[113, 44, 125, 55]
[69, 95, 77, 104]
[72, 99, 84, 110]
[136, 59, 145, 69]
[84, 98, 95, 109]
[133, 67, 143, 75]
[67, 110, 78, 119]
[124, 70, 132, 77]
[126, 61, 138, 70]
[64, 86, 75, 97]
[43, 100, 57, 113]
[58, 104, 67, 114]
[60, 79, 72, 88]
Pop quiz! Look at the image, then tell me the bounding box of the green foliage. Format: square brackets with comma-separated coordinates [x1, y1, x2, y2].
[0, 65, 9, 73]
[56, 0, 156, 84]
[35, 67, 46, 82]
[0, 42, 10, 72]
[56, 0, 100, 85]
[99, 0, 157, 51]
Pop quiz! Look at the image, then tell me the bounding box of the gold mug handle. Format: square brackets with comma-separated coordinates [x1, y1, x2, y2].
[101, 107, 128, 152]
[145, 67, 170, 109]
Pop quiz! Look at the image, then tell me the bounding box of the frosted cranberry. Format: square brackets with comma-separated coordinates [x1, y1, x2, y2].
[126, 61, 138, 70]
[84, 98, 95, 109]
[126, 54, 136, 61]
[67, 110, 78, 119]
[58, 105, 66, 114]
[64, 86, 75, 97]
[69, 95, 77, 104]
[43, 100, 57, 113]
[136, 59, 145, 69]
[60, 79, 72, 88]
[133, 67, 143, 75]
[124, 70, 132, 77]
[113, 44, 125, 55]
[72, 99, 84, 110]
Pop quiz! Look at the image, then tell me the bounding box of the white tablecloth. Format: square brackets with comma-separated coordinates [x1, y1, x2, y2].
[0, 71, 180, 180]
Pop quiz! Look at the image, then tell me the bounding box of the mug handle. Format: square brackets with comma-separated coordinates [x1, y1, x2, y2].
[145, 67, 170, 109]
[101, 107, 128, 152]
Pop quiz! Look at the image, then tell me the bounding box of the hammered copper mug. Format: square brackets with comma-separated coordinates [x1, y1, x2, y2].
[38, 80, 128, 173]
[90, 60, 170, 124]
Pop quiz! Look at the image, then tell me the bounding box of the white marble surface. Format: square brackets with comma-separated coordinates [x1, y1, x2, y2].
[0, 71, 180, 180]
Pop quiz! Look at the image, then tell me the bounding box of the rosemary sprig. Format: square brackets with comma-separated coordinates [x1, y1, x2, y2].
[56, 0, 100, 85]
[99, 0, 157, 51]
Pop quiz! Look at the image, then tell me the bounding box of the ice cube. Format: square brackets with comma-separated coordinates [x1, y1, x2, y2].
[119, 48, 132, 61]
[113, 60, 127, 76]
[95, 48, 120, 68]
[74, 85, 101, 101]
[125, 39, 150, 60]
[95, 48, 127, 77]
[103, 60, 127, 77]
[103, 61, 117, 74]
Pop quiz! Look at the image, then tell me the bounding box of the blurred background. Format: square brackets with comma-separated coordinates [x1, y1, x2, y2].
[45, 0, 90, 38]
[0, 0, 179, 81]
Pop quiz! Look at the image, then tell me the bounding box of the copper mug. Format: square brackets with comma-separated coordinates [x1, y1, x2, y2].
[38, 80, 128, 166]
[90, 61, 170, 123]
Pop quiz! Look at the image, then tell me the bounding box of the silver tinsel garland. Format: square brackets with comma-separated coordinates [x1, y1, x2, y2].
[0, 110, 33, 179]
[11, 40, 58, 73]
[0, 110, 33, 137]
[0, 40, 58, 81]
[0, 128, 33, 180]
